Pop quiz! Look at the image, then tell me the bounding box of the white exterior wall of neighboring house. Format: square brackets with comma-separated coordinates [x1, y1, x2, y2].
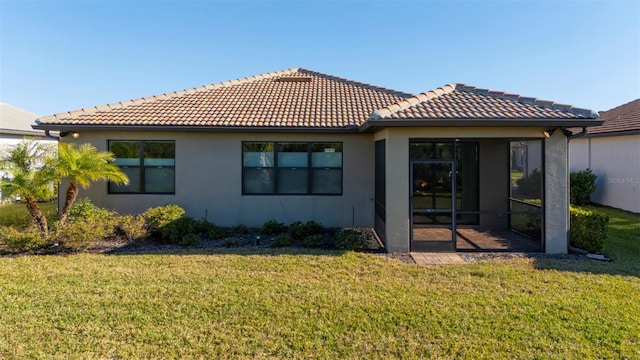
[60, 131, 375, 228]
[570, 134, 640, 213]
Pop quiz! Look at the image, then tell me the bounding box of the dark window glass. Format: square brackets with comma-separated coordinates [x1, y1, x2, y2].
[242, 141, 342, 195]
[109, 140, 175, 194]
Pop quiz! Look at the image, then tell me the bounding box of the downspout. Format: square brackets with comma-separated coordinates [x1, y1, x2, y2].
[44, 130, 60, 140]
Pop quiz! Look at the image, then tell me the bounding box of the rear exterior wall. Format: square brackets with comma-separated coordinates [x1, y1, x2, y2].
[60, 131, 375, 227]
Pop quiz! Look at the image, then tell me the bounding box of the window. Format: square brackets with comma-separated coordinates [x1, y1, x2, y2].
[242, 142, 342, 195]
[108, 140, 175, 194]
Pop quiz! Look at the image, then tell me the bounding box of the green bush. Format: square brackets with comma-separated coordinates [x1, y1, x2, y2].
[570, 206, 609, 253]
[56, 216, 112, 251]
[289, 220, 324, 240]
[271, 233, 293, 248]
[334, 229, 370, 251]
[0, 226, 48, 252]
[116, 215, 148, 242]
[261, 219, 286, 235]
[233, 224, 250, 235]
[142, 205, 185, 234]
[222, 237, 241, 248]
[160, 216, 199, 245]
[303, 234, 324, 248]
[180, 233, 201, 246]
[570, 169, 597, 206]
[196, 220, 230, 240]
[515, 168, 542, 198]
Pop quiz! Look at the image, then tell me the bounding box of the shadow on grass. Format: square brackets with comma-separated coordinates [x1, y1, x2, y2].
[531, 256, 640, 278]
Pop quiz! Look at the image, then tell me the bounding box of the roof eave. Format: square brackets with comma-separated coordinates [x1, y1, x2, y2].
[359, 118, 605, 132]
[0, 129, 47, 137]
[32, 124, 362, 134]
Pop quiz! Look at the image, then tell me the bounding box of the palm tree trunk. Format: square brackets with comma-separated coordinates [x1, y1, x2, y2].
[26, 198, 48, 237]
[59, 182, 79, 226]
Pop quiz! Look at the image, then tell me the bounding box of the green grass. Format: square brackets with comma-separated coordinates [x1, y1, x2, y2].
[0, 201, 57, 229]
[0, 207, 639, 358]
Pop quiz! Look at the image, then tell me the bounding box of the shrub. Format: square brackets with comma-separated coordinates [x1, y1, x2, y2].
[196, 220, 231, 240]
[222, 237, 241, 248]
[271, 233, 293, 248]
[261, 219, 286, 235]
[289, 220, 324, 240]
[515, 168, 542, 198]
[303, 234, 324, 248]
[0, 226, 48, 252]
[570, 206, 609, 253]
[570, 169, 597, 206]
[180, 233, 201, 246]
[56, 216, 112, 251]
[117, 215, 148, 242]
[234, 224, 250, 235]
[142, 205, 185, 234]
[334, 229, 370, 251]
[160, 216, 199, 245]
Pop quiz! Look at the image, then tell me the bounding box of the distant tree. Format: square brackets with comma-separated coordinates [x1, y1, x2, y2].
[56, 143, 129, 226]
[0, 140, 57, 235]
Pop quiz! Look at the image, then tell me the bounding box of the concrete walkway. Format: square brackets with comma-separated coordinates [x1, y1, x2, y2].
[410, 252, 466, 265]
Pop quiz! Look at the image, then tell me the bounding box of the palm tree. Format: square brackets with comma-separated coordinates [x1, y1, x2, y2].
[0, 140, 57, 236]
[57, 143, 129, 225]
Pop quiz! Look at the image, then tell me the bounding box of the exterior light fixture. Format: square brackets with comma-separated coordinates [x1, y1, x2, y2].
[543, 129, 555, 138]
[72, 132, 80, 139]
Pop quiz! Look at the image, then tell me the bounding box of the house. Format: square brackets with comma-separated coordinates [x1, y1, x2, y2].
[1, 103, 57, 201]
[570, 99, 640, 213]
[33, 68, 602, 253]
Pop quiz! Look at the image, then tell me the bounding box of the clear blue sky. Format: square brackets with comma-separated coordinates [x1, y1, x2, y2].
[1, 1, 638, 116]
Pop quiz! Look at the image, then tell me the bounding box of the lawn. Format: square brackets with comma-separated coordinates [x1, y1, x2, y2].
[0, 207, 639, 358]
[0, 201, 57, 229]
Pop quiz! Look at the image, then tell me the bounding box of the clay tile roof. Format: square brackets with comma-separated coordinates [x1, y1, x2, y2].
[36, 68, 413, 129]
[370, 83, 599, 120]
[586, 99, 640, 135]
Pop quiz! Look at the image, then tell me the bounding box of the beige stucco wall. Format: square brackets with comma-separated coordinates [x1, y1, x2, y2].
[569, 134, 640, 213]
[61, 131, 375, 227]
[544, 131, 569, 254]
[374, 126, 548, 253]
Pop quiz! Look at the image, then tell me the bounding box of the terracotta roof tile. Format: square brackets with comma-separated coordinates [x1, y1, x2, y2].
[37, 68, 412, 129]
[586, 99, 640, 135]
[370, 83, 598, 120]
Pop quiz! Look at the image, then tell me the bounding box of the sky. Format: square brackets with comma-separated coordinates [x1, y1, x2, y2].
[0, 0, 638, 117]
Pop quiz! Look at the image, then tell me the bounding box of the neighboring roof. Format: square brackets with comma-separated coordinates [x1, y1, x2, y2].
[0, 103, 46, 136]
[36, 68, 412, 130]
[585, 99, 640, 136]
[371, 84, 599, 120]
[34, 69, 601, 132]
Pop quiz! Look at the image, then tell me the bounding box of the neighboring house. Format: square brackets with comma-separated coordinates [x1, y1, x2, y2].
[570, 99, 640, 213]
[33, 68, 602, 253]
[0, 103, 57, 201]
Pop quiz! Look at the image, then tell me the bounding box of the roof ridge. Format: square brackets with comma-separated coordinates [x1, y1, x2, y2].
[598, 98, 640, 115]
[296, 68, 414, 98]
[36, 68, 301, 124]
[456, 84, 599, 118]
[370, 83, 599, 119]
[370, 83, 458, 119]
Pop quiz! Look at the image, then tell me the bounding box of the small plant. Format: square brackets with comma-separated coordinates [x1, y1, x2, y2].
[271, 233, 293, 248]
[180, 233, 201, 246]
[234, 224, 250, 235]
[570, 169, 597, 206]
[222, 237, 241, 248]
[570, 206, 609, 253]
[142, 205, 185, 234]
[160, 216, 199, 244]
[303, 234, 324, 248]
[334, 229, 370, 251]
[261, 219, 286, 235]
[117, 215, 148, 242]
[197, 220, 231, 240]
[56, 217, 112, 251]
[0, 226, 48, 252]
[289, 220, 324, 240]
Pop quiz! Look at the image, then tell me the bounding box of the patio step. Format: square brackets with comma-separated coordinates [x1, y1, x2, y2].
[410, 252, 466, 265]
